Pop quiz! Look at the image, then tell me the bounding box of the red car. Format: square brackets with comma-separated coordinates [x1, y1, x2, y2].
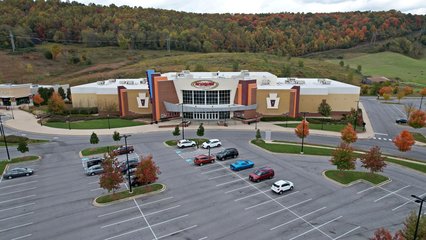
[249, 167, 274, 182]
[194, 154, 215, 166]
[112, 145, 134, 155]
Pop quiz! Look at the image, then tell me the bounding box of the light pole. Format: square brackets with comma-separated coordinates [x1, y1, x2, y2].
[411, 194, 426, 240]
[420, 95, 424, 110]
[10, 105, 14, 119]
[354, 100, 360, 131]
[255, 113, 258, 130]
[0, 114, 11, 160]
[300, 112, 308, 154]
[284, 112, 289, 127]
[181, 103, 185, 140]
[67, 115, 71, 130]
[107, 114, 111, 129]
[121, 134, 133, 193]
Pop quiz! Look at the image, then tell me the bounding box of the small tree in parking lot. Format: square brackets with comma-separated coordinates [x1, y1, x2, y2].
[255, 129, 262, 141]
[360, 146, 387, 174]
[340, 123, 358, 144]
[408, 110, 426, 128]
[393, 130, 415, 152]
[196, 123, 205, 147]
[134, 154, 161, 186]
[172, 125, 180, 141]
[99, 157, 123, 194]
[17, 141, 29, 154]
[330, 143, 356, 173]
[90, 132, 99, 145]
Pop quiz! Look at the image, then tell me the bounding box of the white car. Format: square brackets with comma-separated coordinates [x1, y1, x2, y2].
[271, 180, 294, 194]
[177, 139, 196, 148]
[202, 139, 222, 149]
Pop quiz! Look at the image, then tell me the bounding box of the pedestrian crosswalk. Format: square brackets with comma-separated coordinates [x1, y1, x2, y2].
[372, 137, 393, 142]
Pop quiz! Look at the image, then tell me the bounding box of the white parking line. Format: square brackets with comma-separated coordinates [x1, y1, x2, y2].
[377, 186, 411, 201]
[0, 222, 33, 233]
[133, 196, 157, 239]
[0, 212, 34, 222]
[104, 214, 189, 240]
[208, 173, 232, 180]
[0, 181, 38, 190]
[258, 209, 286, 220]
[11, 234, 32, 240]
[216, 178, 243, 187]
[0, 187, 37, 196]
[333, 226, 361, 240]
[90, 188, 103, 192]
[374, 133, 388, 136]
[234, 189, 270, 202]
[101, 205, 181, 228]
[201, 168, 224, 175]
[374, 186, 410, 202]
[357, 186, 376, 194]
[0, 195, 36, 205]
[269, 207, 327, 230]
[392, 192, 426, 211]
[198, 237, 208, 240]
[155, 225, 198, 240]
[98, 196, 174, 218]
[88, 181, 99, 185]
[245, 191, 300, 210]
[289, 216, 342, 240]
[0, 203, 35, 213]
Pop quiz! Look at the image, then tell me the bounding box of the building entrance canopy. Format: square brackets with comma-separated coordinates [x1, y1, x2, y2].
[164, 102, 256, 112]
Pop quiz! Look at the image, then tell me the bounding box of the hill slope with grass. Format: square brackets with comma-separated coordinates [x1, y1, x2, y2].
[0, 44, 362, 86]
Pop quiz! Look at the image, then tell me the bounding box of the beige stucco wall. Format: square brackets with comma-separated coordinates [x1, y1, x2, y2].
[127, 89, 152, 114]
[256, 89, 291, 115]
[97, 94, 119, 111]
[299, 94, 359, 113]
[72, 93, 97, 107]
[0, 86, 32, 98]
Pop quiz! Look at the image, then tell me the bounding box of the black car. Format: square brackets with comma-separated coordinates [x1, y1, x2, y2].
[216, 148, 239, 161]
[396, 118, 408, 124]
[119, 158, 139, 174]
[3, 167, 34, 179]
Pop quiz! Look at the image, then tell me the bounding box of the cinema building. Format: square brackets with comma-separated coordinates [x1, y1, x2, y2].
[70, 70, 360, 121]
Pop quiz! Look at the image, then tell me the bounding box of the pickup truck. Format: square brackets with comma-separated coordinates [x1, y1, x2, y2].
[112, 145, 134, 155]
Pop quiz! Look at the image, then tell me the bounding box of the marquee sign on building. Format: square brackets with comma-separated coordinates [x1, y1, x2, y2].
[191, 80, 219, 89]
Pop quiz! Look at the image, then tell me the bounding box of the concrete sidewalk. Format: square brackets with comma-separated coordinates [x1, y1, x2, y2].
[0, 103, 375, 138]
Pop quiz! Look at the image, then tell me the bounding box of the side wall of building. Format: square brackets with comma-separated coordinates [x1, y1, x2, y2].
[256, 89, 292, 115]
[298, 94, 359, 113]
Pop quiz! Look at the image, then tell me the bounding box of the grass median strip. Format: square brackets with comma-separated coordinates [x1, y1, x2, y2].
[411, 132, 426, 144]
[95, 183, 163, 204]
[252, 140, 426, 174]
[165, 138, 208, 146]
[45, 119, 145, 129]
[324, 170, 389, 185]
[81, 145, 121, 156]
[0, 156, 40, 175]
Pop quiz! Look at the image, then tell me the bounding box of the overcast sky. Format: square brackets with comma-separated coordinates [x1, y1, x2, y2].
[73, 0, 426, 15]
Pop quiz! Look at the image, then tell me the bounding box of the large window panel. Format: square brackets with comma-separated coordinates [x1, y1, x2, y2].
[194, 91, 205, 105]
[219, 90, 230, 104]
[206, 91, 218, 105]
[182, 90, 193, 104]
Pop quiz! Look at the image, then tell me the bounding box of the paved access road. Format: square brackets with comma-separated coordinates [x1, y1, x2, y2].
[1, 129, 425, 240]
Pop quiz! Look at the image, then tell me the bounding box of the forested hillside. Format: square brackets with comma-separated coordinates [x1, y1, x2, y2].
[0, 0, 424, 56]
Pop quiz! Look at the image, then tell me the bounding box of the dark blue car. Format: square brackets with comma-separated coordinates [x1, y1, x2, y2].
[230, 160, 254, 171]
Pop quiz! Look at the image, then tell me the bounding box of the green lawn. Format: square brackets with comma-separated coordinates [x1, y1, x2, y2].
[0, 135, 49, 146]
[96, 183, 163, 204]
[328, 52, 426, 85]
[165, 138, 208, 146]
[324, 170, 389, 185]
[411, 132, 426, 144]
[1, 155, 39, 175]
[252, 140, 334, 155]
[81, 145, 121, 156]
[275, 123, 352, 132]
[386, 157, 426, 173]
[45, 119, 145, 129]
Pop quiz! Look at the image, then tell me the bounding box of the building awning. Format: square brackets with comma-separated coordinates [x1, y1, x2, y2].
[164, 102, 256, 112]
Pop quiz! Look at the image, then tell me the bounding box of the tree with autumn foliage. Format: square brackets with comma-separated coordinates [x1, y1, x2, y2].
[408, 110, 426, 128]
[396, 91, 405, 103]
[379, 86, 393, 96]
[99, 157, 124, 194]
[419, 88, 426, 110]
[402, 86, 413, 96]
[393, 130, 415, 152]
[47, 92, 65, 114]
[33, 94, 44, 106]
[330, 143, 356, 172]
[341, 123, 358, 144]
[134, 154, 161, 186]
[295, 120, 309, 139]
[370, 228, 403, 240]
[360, 146, 387, 174]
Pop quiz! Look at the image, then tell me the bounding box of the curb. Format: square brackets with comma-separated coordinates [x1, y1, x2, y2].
[321, 170, 391, 187]
[92, 183, 166, 207]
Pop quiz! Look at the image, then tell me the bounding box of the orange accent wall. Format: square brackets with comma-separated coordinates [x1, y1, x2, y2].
[247, 83, 257, 105]
[237, 84, 242, 104]
[153, 76, 169, 121]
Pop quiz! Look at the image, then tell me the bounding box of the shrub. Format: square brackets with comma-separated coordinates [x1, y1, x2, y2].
[43, 50, 53, 60]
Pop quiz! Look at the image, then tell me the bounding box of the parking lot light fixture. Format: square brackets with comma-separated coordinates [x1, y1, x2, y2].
[68, 115, 71, 130]
[300, 112, 308, 154]
[354, 100, 360, 131]
[181, 103, 185, 140]
[0, 114, 11, 160]
[107, 114, 111, 129]
[411, 194, 426, 240]
[121, 134, 133, 193]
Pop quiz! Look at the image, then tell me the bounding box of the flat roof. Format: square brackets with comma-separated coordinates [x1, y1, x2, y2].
[71, 79, 149, 94]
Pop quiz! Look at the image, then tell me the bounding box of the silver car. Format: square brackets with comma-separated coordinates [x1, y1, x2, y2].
[86, 165, 103, 176]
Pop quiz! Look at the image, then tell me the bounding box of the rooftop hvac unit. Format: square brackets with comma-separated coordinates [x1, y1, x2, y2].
[97, 81, 105, 85]
[241, 70, 249, 76]
[119, 80, 126, 84]
[126, 81, 134, 85]
[261, 79, 270, 85]
[182, 70, 191, 74]
[212, 71, 220, 77]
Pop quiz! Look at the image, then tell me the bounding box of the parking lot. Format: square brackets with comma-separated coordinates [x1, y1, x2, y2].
[0, 133, 425, 240]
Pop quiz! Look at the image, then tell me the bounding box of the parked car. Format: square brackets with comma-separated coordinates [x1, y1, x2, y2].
[396, 118, 408, 124]
[202, 139, 222, 149]
[3, 167, 34, 179]
[230, 160, 254, 171]
[129, 174, 152, 187]
[82, 156, 105, 169]
[119, 158, 140, 174]
[194, 154, 215, 166]
[112, 145, 134, 155]
[216, 148, 239, 161]
[86, 165, 104, 176]
[177, 139, 196, 148]
[249, 167, 274, 182]
[271, 180, 294, 194]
